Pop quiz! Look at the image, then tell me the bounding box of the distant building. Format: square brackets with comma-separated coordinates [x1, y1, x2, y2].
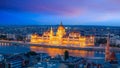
[31, 62, 68, 68]
[0, 54, 4, 62]
[110, 35, 120, 45]
[0, 62, 5, 68]
[6, 56, 24, 68]
[31, 22, 94, 47]
[6, 34, 16, 40]
[26, 34, 32, 41]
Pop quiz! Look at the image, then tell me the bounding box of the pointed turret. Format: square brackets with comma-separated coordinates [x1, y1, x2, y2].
[49, 27, 54, 44]
[50, 27, 53, 32]
[50, 27, 54, 36]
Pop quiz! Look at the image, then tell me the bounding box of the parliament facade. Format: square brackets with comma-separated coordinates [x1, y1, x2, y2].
[31, 22, 94, 47]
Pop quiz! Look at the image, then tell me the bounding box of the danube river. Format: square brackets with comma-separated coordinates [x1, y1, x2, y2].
[0, 45, 120, 61]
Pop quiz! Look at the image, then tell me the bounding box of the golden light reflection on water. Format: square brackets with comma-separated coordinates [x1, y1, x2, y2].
[30, 46, 94, 57]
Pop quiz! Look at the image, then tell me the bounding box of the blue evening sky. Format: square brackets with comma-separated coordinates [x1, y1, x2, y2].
[0, 0, 120, 26]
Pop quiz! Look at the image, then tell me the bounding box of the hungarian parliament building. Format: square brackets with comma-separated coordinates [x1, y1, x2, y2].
[31, 22, 94, 47]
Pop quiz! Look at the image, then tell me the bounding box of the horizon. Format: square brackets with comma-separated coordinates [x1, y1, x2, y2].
[0, 24, 120, 27]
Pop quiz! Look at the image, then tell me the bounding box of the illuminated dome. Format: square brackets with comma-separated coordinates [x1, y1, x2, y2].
[56, 22, 66, 37]
[57, 22, 65, 30]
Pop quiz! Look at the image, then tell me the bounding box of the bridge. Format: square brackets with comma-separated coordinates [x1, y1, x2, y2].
[0, 40, 120, 52]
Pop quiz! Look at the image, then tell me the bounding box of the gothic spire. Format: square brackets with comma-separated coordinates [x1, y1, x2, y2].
[105, 33, 110, 61]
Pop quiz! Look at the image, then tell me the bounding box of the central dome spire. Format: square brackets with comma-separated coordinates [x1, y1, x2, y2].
[58, 21, 65, 30]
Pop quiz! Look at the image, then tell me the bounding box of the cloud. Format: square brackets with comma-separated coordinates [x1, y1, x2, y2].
[0, 0, 120, 26]
[1, 0, 120, 15]
[0, 0, 85, 16]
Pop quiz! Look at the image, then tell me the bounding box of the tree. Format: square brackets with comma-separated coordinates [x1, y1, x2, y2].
[25, 51, 37, 58]
[16, 35, 24, 41]
[96, 38, 107, 44]
[64, 50, 69, 61]
[0, 35, 7, 40]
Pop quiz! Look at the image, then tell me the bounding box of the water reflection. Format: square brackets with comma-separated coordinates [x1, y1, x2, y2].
[0, 45, 120, 61]
[30, 46, 94, 58]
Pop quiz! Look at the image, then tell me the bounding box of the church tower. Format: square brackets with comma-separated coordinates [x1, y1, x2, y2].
[105, 34, 110, 61]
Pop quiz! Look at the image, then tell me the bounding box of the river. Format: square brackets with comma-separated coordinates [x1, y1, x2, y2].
[0, 45, 120, 61]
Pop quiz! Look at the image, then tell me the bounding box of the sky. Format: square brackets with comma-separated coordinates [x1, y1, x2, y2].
[0, 0, 120, 26]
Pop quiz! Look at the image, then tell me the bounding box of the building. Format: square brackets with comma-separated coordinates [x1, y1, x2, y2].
[110, 35, 120, 45]
[6, 56, 24, 68]
[31, 22, 94, 47]
[26, 34, 32, 42]
[0, 54, 4, 62]
[6, 34, 16, 40]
